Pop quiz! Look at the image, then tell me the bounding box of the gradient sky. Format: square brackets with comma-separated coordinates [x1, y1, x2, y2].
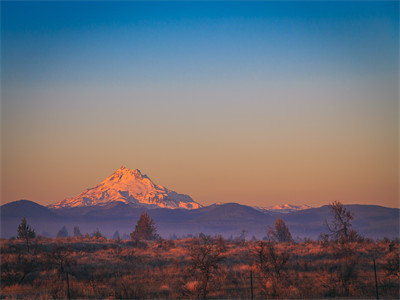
[1, 1, 399, 208]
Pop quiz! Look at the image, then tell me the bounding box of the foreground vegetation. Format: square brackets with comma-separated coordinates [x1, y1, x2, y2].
[1, 235, 399, 299]
[1, 203, 399, 299]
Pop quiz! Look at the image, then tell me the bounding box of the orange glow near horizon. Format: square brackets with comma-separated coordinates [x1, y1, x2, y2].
[2, 2, 398, 209]
[1, 80, 398, 208]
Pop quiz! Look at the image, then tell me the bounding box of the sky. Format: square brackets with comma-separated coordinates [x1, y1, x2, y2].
[1, 1, 399, 208]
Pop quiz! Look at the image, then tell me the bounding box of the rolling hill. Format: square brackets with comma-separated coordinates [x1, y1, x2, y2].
[1, 200, 398, 239]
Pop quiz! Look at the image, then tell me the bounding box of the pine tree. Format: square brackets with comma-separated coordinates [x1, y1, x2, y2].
[73, 226, 82, 237]
[57, 226, 69, 238]
[130, 212, 158, 241]
[17, 217, 36, 252]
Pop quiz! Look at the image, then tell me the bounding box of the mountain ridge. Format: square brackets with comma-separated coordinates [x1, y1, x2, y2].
[1, 199, 398, 239]
[254, 204, 313, 213]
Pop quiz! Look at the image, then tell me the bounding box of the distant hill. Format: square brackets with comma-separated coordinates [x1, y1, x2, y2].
[280, 204, 400, 238]
[1, 200, 58, 219]
[1, 200, 398, 239]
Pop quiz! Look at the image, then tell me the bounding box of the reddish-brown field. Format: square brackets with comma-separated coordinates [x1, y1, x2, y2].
[1, 236, 399, 299]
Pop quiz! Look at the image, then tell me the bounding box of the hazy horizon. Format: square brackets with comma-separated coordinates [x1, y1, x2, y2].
[1, 1, 399, 208]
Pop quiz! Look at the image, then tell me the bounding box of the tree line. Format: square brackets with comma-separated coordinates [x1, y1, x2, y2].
[17, 201, 359, 247]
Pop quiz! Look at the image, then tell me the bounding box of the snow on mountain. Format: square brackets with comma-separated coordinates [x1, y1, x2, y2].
[49, 166, 202, 210]
[254, 204, 312, 214]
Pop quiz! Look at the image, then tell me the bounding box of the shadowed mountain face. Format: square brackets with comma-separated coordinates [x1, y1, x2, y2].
[1, 200, 398, 239]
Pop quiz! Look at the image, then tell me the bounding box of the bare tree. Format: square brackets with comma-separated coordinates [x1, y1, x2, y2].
[267, 218, 293, 243]
[237, 229, 248, 246]
[324, 202, 361, 296]
[187, 236, 226, 298]
[48, 246, 75, 299]
[16, 253, 35, 284]
[325, 201, 357, 242]
[254, 241, 291, 298]
[17, 217, 36, 252]
[384, 249, 399, 279]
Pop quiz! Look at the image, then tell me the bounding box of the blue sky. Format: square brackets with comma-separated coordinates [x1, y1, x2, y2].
[2, 1, 398, 87]
[1, 1, 399, 207]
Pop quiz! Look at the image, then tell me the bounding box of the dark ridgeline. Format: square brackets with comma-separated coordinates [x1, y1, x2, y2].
[1, 200, 399, 239]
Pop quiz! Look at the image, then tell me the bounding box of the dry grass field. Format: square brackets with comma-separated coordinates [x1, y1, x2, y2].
[1, 235, 399, 299]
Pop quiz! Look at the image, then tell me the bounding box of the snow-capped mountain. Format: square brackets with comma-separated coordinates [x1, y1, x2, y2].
[49, 166, 202, 210]
[254, 204, 312, 214]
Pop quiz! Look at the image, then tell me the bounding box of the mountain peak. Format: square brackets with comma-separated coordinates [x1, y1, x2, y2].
[49, 167, 202, 210]
[253, 203, 312, 213]
[110, 167, 148, 181]
[114, 166, 139, 173]
[132, 168, 144, 176]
